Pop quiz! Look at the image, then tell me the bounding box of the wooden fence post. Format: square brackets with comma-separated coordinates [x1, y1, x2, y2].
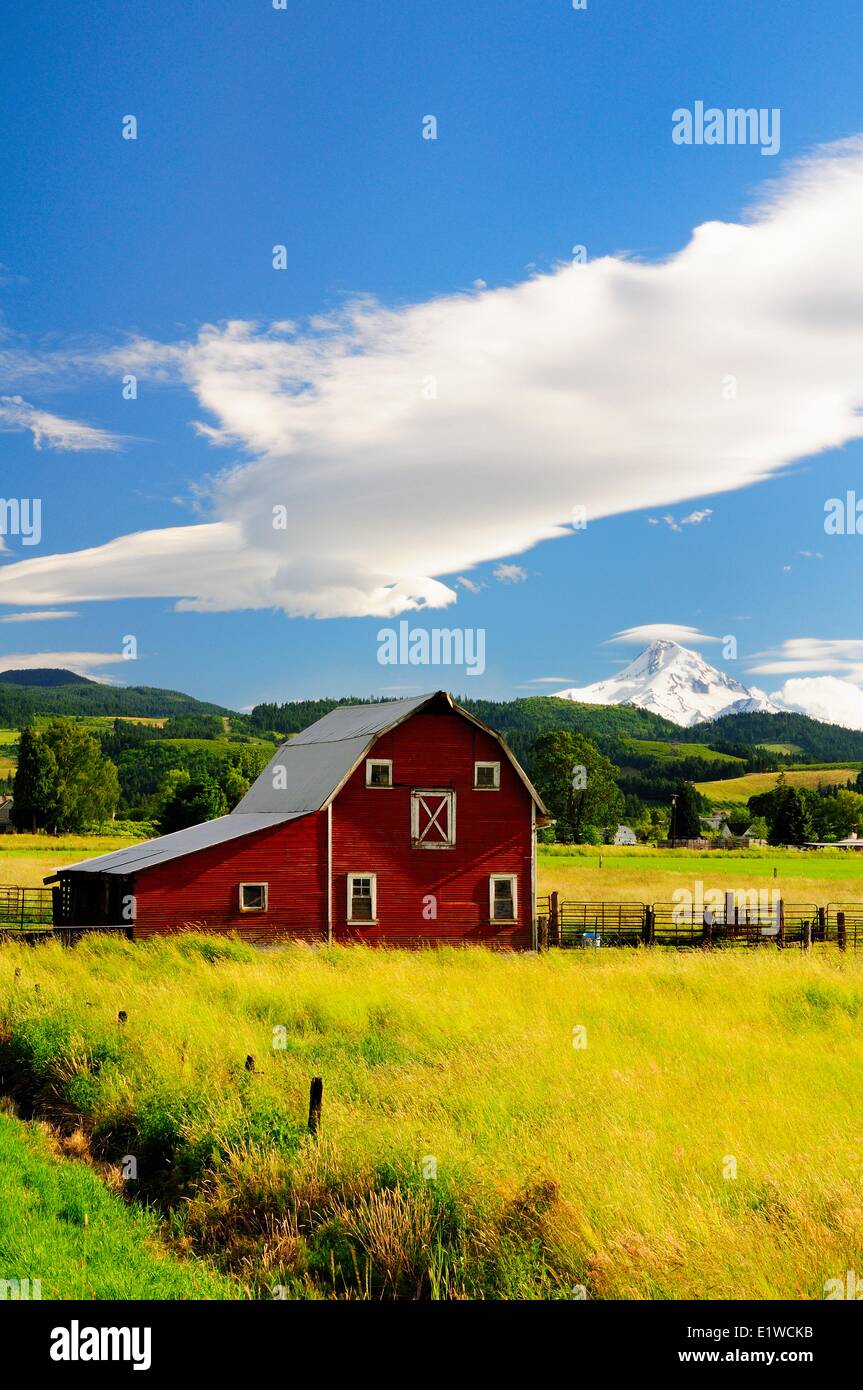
[308, 1077, 323, 1135]
[642, 906, 655, 947]
[725, 891, 736, 940]
[777, 899, 785, 950]
[817, 906, 826, 943]
[701, 909, 714, 950]
[802, 920, 812, 952]
[549, 891, 560, 948]
[837, 911, 847, 953]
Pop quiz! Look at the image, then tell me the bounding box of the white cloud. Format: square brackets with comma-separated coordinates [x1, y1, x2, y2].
[771, 676, 863, 730]
[0, 651, 130, 679]
[493, 563, 528, 584]
[0, 610, 78, 623]
[747, 638, 863, 678]
[0, 395, 122, 452]
[648, 508, 713, 532]
[456, 575, 485, 593]
[2, 140, 863, 615]
[607, 623, 722, 646]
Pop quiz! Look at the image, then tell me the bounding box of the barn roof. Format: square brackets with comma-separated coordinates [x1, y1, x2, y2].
[50, 691, 548, 877]
[231, 691, 444, 815]
[48, 813, 306, 876]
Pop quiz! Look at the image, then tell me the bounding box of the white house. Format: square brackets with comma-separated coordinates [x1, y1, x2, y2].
[610, 824, 637, 846]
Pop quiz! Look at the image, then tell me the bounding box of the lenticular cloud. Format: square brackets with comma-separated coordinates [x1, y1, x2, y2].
[3, 139, 863, 617]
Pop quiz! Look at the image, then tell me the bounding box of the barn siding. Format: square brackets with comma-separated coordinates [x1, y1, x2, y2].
[331, 710, 534, 947]
[131, 812, 326, 941]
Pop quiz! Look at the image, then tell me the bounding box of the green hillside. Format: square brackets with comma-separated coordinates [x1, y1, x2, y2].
[683, 709, 863, 762]
[0, 670, 228, 723]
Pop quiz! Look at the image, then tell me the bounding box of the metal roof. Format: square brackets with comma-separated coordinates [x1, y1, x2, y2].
[231, 692, 438, 815]
[50, 813, 306, 877]
[51, 690, 549, 878]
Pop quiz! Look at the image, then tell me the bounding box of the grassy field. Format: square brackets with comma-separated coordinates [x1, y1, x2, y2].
[4, 837, 863, 909]
[0, 728, 19, 777]
[537, 845, 863, 908]
[622, 737, 744, 765]
[0, 1108, 236, 1299]
[0, 834, 148, 889]
[696, 767, 859, 804]
[0, 936, 861, 1299]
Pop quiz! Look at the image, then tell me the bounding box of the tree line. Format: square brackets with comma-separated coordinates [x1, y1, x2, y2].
[10, 718, 271, 835]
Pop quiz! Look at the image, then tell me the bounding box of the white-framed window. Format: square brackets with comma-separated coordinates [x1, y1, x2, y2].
[474, 761, 500, 789]
[239, 882, 268, 913]
[411, 790, 456, 848]
[489, 874, 517, 922]
[347, 872, 377, 923]
[366, 758, 393, 788]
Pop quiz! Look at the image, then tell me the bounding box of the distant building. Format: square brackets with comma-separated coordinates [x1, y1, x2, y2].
[0, 796, 13, 833]
[609, 824, 637, 846]
[701, 813, 732, 836]
[803, 831, 863, 851]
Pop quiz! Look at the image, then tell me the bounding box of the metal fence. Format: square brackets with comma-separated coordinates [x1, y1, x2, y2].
[0, 886, 55, 930]
[537, 894, 863, 950]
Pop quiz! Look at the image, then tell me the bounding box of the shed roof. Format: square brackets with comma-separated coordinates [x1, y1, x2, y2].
[48, 813, 306, 877]
[51, 690, 548, 878]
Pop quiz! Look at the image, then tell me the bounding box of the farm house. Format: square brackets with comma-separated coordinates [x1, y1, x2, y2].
[47, 692, 551, 948]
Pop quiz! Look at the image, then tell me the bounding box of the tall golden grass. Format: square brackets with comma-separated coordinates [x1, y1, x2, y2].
[1, 935, 861, 1299]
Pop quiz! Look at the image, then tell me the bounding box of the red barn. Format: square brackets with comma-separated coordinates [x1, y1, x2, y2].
[48, 692, 550, 948]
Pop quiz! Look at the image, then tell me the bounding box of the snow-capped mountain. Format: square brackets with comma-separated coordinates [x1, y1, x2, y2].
[552, 640, 782, 728]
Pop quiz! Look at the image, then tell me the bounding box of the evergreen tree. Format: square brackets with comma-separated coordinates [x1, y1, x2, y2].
[768, 785, 811, 846]
[11, 727, 58, 832]
[670, 781, 702, 840]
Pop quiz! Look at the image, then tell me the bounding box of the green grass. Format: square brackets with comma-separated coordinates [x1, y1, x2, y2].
[537, 845, 863, 906]
[696, 767, 859, 804]
[0, 834, 151, 890]
[622, 737, 745, 765]
[0, 1110, 238, 1299]
[0, 935, 862, 1299]
[0, 727, 19, 777]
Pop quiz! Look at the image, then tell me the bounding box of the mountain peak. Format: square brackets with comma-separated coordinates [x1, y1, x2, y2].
[0, 667, 97, 688]
[552, 642, 781, 727]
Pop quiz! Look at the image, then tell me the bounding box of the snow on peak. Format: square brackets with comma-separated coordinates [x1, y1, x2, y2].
[552, 640, 783, 727]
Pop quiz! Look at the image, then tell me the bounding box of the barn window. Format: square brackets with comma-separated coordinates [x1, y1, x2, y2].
[489, 875, 517, 921]
[366, 758, 392, 788]
[411, 790, 456, 847]
[474, 761, 500, 789]
[239, 882, 268, 912]
[348, 872, 377, 923]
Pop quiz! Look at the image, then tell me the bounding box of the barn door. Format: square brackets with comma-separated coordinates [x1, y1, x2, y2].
[411, 790, 456, 847]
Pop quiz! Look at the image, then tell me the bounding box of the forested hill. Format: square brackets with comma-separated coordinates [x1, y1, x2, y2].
[247, 694, 863, 767]
[0, 671, 228, 722]
[248, 695, 681, 746]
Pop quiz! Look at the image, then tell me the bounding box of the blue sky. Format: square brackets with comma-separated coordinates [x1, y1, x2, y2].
[2, 0, 863, 717]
